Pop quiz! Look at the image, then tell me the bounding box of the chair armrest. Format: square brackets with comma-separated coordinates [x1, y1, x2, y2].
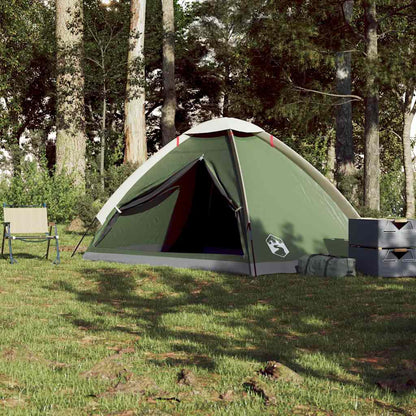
[48, 222, 56, 227]
[2, 222, 10, 225]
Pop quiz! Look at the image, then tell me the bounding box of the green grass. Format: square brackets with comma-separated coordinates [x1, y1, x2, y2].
[0, 227, 416, 415]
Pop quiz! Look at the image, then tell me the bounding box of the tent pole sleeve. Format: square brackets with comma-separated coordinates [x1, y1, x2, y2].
[71, 218, 97, 258]
[227, 129, 258, 277]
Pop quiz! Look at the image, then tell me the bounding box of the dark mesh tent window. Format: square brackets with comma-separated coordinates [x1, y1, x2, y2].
[162, 162, 243, 255]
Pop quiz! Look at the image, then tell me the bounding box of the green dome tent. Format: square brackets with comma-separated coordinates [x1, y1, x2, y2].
[84, 117, 359, 276]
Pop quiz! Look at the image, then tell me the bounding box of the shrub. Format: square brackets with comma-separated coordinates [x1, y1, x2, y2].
[78, 163, 136, 226]
[356, 206, 383, 218]
[0, 160, 81, 223]
[354, 162, 405, 219]
[380, 163, 405, 217]
[77, 193, 102, 227]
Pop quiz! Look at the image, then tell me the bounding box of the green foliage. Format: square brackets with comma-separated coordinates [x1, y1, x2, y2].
[355, 159, 405, 218]
[83, 0, 130, 167]
[0, 159, 135, 225]
[78, 163, 136, 225]
[0, 0, 55, 160]
[0, 160, 81, 222]
[283, 132, 330, 175]
[76, 194, 103, 228]
[104, 163, 136, 196]
[337, 173, 360, 208]
[2, 0, 416, 220]
[241, 0, 341, 136]
[380, 161, 405, 218]
[356, 205, 383, 218]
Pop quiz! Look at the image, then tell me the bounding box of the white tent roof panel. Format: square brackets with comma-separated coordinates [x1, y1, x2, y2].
[185, 117, 264, 135]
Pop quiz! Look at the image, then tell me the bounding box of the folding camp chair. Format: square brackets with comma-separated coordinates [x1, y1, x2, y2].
[1, 204, 60, 264]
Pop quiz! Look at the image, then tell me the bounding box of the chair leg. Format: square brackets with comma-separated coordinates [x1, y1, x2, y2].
[46, 226, 52, 259]
[53, 225, 60, 265]
[1, 227, 5, 258]
[8, 237, 16, 264]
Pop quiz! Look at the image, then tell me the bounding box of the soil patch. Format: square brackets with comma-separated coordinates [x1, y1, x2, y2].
[81, 350, 135, 381]
[98, 376, 158, 398]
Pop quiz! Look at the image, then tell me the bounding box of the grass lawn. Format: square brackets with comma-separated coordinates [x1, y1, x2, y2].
[0, 227, 416, 415]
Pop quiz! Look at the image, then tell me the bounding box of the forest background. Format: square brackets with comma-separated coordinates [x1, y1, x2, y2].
[1, 0, 416, 224]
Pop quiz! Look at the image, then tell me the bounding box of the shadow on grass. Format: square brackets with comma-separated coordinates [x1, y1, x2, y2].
[2, 252, 47, 261]
[47, 263, 416, 393]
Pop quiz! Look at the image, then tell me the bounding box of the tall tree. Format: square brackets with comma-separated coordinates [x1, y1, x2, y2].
[56, 0, 87, 187]
[367, 1, 416, 216]
[84, 0, 130, 188]
[185, 1, 249, 120]
[363, 0, 380, 211]
[0, 0, 55, 174]
[403, 89, 416, 218]
[326, 130, 336, 184]
[335, 0, 356, 202]
[161, 0, 176, 145]
[124, 0, 147, 166]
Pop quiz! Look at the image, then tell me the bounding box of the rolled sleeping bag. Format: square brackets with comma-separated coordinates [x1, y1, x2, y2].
[297, 254, 356, 277]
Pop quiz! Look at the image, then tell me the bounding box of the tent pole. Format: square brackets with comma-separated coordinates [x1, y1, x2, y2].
[71, 218, 97, 258]
[227, 129, 258, 277]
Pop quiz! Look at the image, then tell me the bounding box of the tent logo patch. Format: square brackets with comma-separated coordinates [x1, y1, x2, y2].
[266, 234, 289, 258]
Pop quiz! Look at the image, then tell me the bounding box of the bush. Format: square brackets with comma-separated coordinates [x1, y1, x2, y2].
[380, 163, 405, 217]
[0, 160, 136, 225]
[105, 163, 136, 196]
[77, 194, 102, 227]
[356, 206, 383, 218]
[78, 163, 136, 226]
[0, 160, 81, 223]
[354, 162, 405, 219]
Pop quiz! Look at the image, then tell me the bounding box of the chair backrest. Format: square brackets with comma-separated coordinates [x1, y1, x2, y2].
[4, 207, 48, 234]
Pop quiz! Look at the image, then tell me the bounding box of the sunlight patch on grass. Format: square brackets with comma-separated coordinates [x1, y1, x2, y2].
[300, 315, 328, 328]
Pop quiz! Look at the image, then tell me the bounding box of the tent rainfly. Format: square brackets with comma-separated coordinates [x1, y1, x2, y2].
[84, 117, 359, 276]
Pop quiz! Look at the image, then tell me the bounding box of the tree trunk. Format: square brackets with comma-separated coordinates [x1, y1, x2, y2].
[222, 92, 229, 117]
[101, 83, 107, 190]
[336, 0, 356, 201]
[124, 0, 147, 165]
[56, 0, 87, 188]
[326, 130, 336, 184]
[222, 64, 231, 117]
[363, 0, 380, 211]
[161, 0, 176, 145]
[403, 89, 416, 218]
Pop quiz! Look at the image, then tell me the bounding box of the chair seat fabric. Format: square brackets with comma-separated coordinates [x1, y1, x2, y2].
[4, 207, 48, 234]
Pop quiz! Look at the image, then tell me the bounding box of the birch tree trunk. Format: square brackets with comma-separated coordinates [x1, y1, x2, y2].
[100, 44, 107, 190]
[101, 83, 106, 190]
[124, 0, 147, 165]
[336, 0, 356, 201]
[363, 0, 380, 211]
[403, 89, 416, 218]
[56, 0, 87, 187]
[326, 131, 336, 184]
[222, 64, 231, 117]
[161, 0, 176, 145]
